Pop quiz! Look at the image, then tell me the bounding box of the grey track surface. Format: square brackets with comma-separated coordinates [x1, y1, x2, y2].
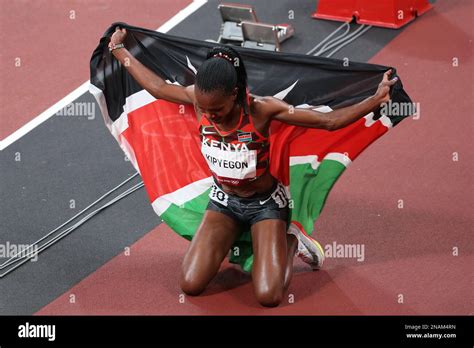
[0, 0, 409, 314]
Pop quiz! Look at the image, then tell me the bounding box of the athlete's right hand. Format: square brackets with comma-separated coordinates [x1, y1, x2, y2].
[110, 27, 127, 45]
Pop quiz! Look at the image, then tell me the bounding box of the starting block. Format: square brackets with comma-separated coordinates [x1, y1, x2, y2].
[312, 0, 433, 29]
[218, 3, 257, 44]
[217, 3, 294, 51]
[241, 21, 294, 52]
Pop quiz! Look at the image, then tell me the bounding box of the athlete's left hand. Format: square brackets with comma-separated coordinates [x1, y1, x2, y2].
[374, 69, 398, 104]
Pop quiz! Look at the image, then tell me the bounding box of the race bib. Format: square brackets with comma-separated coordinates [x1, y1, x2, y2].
[201, 141, 257, 180]
[209, 183, 229, 206]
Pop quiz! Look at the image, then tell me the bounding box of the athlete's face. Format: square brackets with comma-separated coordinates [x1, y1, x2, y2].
[195, 87, 238, 123]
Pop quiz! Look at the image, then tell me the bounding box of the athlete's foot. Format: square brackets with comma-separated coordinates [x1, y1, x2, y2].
[287, 224, 325, 270]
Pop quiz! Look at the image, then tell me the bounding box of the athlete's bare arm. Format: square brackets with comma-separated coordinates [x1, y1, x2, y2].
[256, 70, 398, 131]
[110, 27, 195, 105]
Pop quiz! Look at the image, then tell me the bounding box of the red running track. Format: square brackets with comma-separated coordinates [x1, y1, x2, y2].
[0, 0, 192, 140]
[37, 0, 473, 315]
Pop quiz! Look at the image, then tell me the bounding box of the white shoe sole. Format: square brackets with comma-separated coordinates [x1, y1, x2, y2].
[288, 223, 325, 270]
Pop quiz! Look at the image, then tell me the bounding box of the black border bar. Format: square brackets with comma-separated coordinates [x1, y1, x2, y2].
[0, 315, 472, 346]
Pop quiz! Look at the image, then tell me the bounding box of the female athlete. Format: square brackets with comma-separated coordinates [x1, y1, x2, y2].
[109, 27, 397, 307]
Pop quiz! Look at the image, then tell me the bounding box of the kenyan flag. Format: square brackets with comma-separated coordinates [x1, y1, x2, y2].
[90, 23, 413, 272]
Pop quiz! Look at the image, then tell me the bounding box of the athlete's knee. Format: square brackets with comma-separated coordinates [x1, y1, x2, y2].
[252, 262, 286, 307]
[254, 283, 284, 307]
[180, 253, 217, 296]
[180, 271, 207, 296]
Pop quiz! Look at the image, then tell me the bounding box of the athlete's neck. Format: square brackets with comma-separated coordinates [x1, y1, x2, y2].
[215, 102, 241, 131]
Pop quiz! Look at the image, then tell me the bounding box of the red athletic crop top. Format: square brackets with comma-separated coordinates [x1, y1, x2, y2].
[199, 93, 270, 187]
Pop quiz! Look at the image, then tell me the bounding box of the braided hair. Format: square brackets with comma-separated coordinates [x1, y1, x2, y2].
[195, 46, 249, 114]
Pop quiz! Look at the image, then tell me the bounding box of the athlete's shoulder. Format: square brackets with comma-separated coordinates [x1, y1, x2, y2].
[249, 94, 284, 121]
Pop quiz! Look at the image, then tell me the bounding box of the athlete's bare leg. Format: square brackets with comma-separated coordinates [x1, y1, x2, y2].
[250, 218, 288, 307]
[180, 210, 241, 296]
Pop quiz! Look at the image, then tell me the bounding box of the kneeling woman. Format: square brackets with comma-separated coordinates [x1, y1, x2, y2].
[109, 27, 396, 307]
